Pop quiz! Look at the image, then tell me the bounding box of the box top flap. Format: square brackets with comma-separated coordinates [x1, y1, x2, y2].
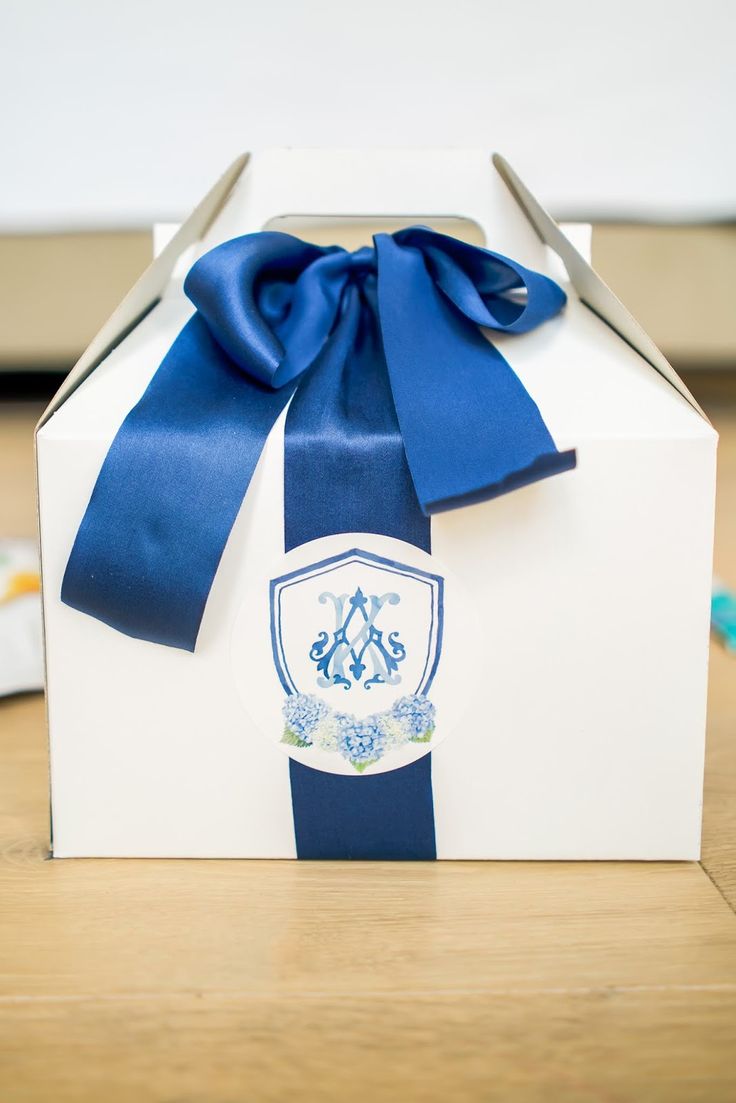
[35, 154, 250, 432]
[39, 148, 711, 437]
[492, 154, 709, 424]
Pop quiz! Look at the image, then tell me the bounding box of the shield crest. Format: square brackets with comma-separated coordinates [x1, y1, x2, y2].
[270, 547, 443, 720]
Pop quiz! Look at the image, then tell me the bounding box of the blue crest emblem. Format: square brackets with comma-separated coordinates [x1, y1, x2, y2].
[270, 548, 443, 702]
[309, 586, 407, 691]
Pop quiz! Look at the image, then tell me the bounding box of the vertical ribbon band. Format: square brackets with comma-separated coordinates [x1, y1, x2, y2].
[284, 281, 435, 857]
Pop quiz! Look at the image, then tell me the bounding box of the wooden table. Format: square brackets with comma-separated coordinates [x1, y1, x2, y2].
[1, 395, 735, 1102]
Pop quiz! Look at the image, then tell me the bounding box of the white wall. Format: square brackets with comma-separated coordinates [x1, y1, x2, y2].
[2, 0, 734, 230]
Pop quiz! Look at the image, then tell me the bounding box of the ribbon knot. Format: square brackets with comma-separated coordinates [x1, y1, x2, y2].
[62, 226, 576, 651]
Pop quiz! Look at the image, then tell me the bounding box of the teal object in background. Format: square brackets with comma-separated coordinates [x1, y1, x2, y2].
[712, 578, 736, 652]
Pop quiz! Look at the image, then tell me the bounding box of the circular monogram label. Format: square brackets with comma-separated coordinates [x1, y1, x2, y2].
[231, 533, 478, 776]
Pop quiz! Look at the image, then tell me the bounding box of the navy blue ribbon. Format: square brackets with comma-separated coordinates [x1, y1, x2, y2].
[62, 226, 574, 651]
[282, 257, 436, 858]
[61, 226, 575, 860]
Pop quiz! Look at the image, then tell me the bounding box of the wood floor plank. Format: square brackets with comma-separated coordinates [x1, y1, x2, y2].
[701, 403, 736, 909]
[2, 990, 735, 1103]
[1, 853, 735, 1001]
[702, 644, 736, 911]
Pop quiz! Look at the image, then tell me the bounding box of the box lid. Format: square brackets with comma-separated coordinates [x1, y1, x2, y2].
[37, 149, 714, 448]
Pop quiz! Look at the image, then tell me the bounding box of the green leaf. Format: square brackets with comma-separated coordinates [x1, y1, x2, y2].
[352, 758, 379, 773]
[409, 726, 434, 744]
[281, 727, 312, 748]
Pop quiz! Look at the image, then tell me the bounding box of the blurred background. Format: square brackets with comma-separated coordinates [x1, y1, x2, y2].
[0, 0, 734, 381]
[0, 0, 732, 386]
[0, 0, 734, 532]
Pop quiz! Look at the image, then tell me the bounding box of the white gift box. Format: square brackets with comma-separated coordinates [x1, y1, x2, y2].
[36, 149, 716, 859]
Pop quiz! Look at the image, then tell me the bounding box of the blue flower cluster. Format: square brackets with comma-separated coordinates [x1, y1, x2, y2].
[337, 717, 386, 765]
[282, 692, 436, 772]
[391, 695, 436, 738]
[282, 693, 328, 745]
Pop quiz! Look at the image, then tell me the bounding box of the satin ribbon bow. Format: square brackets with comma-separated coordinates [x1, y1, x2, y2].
[62, 226, 576, 650]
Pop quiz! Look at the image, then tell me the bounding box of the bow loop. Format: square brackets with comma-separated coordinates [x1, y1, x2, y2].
[390, 226, 567, 333]
[184, 231, 338, 389]
[184, 225, 567, 394]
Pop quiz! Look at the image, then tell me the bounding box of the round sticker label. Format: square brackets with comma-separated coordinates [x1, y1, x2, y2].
[232, 533, 478, 776]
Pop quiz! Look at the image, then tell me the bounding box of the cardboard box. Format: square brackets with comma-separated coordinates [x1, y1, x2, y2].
[36, 149, 716, 858]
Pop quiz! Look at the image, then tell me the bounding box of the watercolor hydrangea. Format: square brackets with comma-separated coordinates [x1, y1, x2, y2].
[281, 692, 436, 772]
[281, 693, 328, 747]
[337, 716, 386, 772]
[391, 694, 436, 741]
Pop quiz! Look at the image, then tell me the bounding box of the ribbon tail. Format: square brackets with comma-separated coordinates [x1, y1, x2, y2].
[375, 234, 576, 515]
[61, 313, 294, 650]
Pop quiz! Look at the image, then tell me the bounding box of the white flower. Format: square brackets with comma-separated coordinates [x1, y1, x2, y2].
[377, 713, 411, 747]
[311, 713, 342, 753]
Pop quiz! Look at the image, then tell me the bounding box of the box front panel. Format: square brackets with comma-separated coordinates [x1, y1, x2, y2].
[39, 410, 715, 859]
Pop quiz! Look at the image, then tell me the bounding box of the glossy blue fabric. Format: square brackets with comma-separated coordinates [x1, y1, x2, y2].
[282, 264, 436, 859]
[62, 227, 575, 652]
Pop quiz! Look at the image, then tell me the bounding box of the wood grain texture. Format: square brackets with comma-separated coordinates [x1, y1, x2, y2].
[1, 394, 735, 1101]
[2, 990, 736, 1103]
[702, 401, 736, 909]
